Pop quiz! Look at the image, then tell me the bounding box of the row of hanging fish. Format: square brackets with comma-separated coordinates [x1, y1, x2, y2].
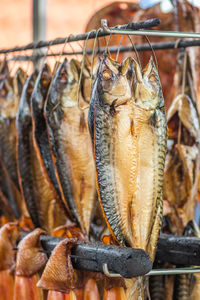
[2, 46, 200, 299]
[0, 51, 168, 300]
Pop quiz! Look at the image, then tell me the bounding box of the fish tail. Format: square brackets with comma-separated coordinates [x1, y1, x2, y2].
[125, 277, 146, 300]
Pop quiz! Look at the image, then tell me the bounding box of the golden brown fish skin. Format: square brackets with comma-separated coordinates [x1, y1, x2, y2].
[89, 55, 134, 245]
[17, 72, 66, 232]
[45, 59, 77, 223]
[17, 73, 39, 227]
[0, 68, 27, 218]
[45, 59, 96, 234]
[133, 58, 167, 259]
[0, 160, 20, 218]
[164, 94, 200, 234]
[31, 63, 68, 227]
[89, 55, 167, 257]
[0, 68, 26, 191]
[173, 274, 192, 300]
[31, 64, 61, 197]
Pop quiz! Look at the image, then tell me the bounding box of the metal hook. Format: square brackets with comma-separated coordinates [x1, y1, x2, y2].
[101, 19, 110, 33]
[174, 38, 183, 49]
[102, 263, 122, 278]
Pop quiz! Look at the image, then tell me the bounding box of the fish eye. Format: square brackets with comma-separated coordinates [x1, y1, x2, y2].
[102, 69, 112, 80]
[149, 74, 156, 82]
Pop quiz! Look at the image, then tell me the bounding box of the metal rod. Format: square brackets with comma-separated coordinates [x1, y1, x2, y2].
[101, 18, 200, 38]
[106, 29, 200, 38]
[8, 39, 200, 62]
[0, 18, 160, 54]
[147, 267, 200, 276]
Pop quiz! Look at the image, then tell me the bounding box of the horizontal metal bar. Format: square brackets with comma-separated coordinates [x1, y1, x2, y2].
[39, 234, 152, 278]
[101, 18, 200, 39]
[106, 29, 200, 38]
[18, 232, 200, 278]
[147, 267, 200, 276]
[0, 18, 160, 54]
[8, 39, 200, 62]
[156, 233, 200, 266]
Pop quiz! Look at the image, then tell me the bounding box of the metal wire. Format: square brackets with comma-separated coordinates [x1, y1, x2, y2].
[147, 267, 200, 276]
[103, 264, 200, 278]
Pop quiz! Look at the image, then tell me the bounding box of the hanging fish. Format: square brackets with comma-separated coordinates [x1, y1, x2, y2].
[17, 71, 66, 232]
[45, 58, 96, 234]
[89, 54, 167, 256]
[164, 93, 200, 234]
[89, 54, 167, 299]
[0, 68, 26, 191]
[0, 65, 27, 218]
[31, 63, 68, 226]
[17, 71, 63, 232]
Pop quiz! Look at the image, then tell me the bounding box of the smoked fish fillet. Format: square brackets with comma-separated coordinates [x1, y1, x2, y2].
[45, 59, 96, 234]
[89, 55, 167, 260]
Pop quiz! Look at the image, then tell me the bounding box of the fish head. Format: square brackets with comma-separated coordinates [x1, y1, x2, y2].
[13, 68, 27, 97]
[133, 57, 164, 110]
[0, 68, 14, 118]
[40, 63, 52, 100]
[61, 58, 81, 107]
[97, 54, 133, 108]
[41, 63, 51, 88]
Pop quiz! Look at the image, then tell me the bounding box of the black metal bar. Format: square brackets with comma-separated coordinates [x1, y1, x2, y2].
[156, 233, 200, 266]
[8, 39, 200, 62]
[39, 235, 152, 278]
[0, 18, 160, 54]
[18, 232, 200, 277]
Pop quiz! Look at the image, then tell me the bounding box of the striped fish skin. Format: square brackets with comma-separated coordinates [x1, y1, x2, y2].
[89, 55, 167, 260]
[31, 64, 68, 223]
[173, 274, 192, 300]
[17, 71, 66, 232]
[0, 68, 27, 218]
[164, 94, 200, 234]
[16, 73, 40, 227]
[132, 58, 167, 259]
[45, 59, 96, 234]
[0, 68, 26, 192]
[89, 55, 135, 246]
[0, 160, 20, 219]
